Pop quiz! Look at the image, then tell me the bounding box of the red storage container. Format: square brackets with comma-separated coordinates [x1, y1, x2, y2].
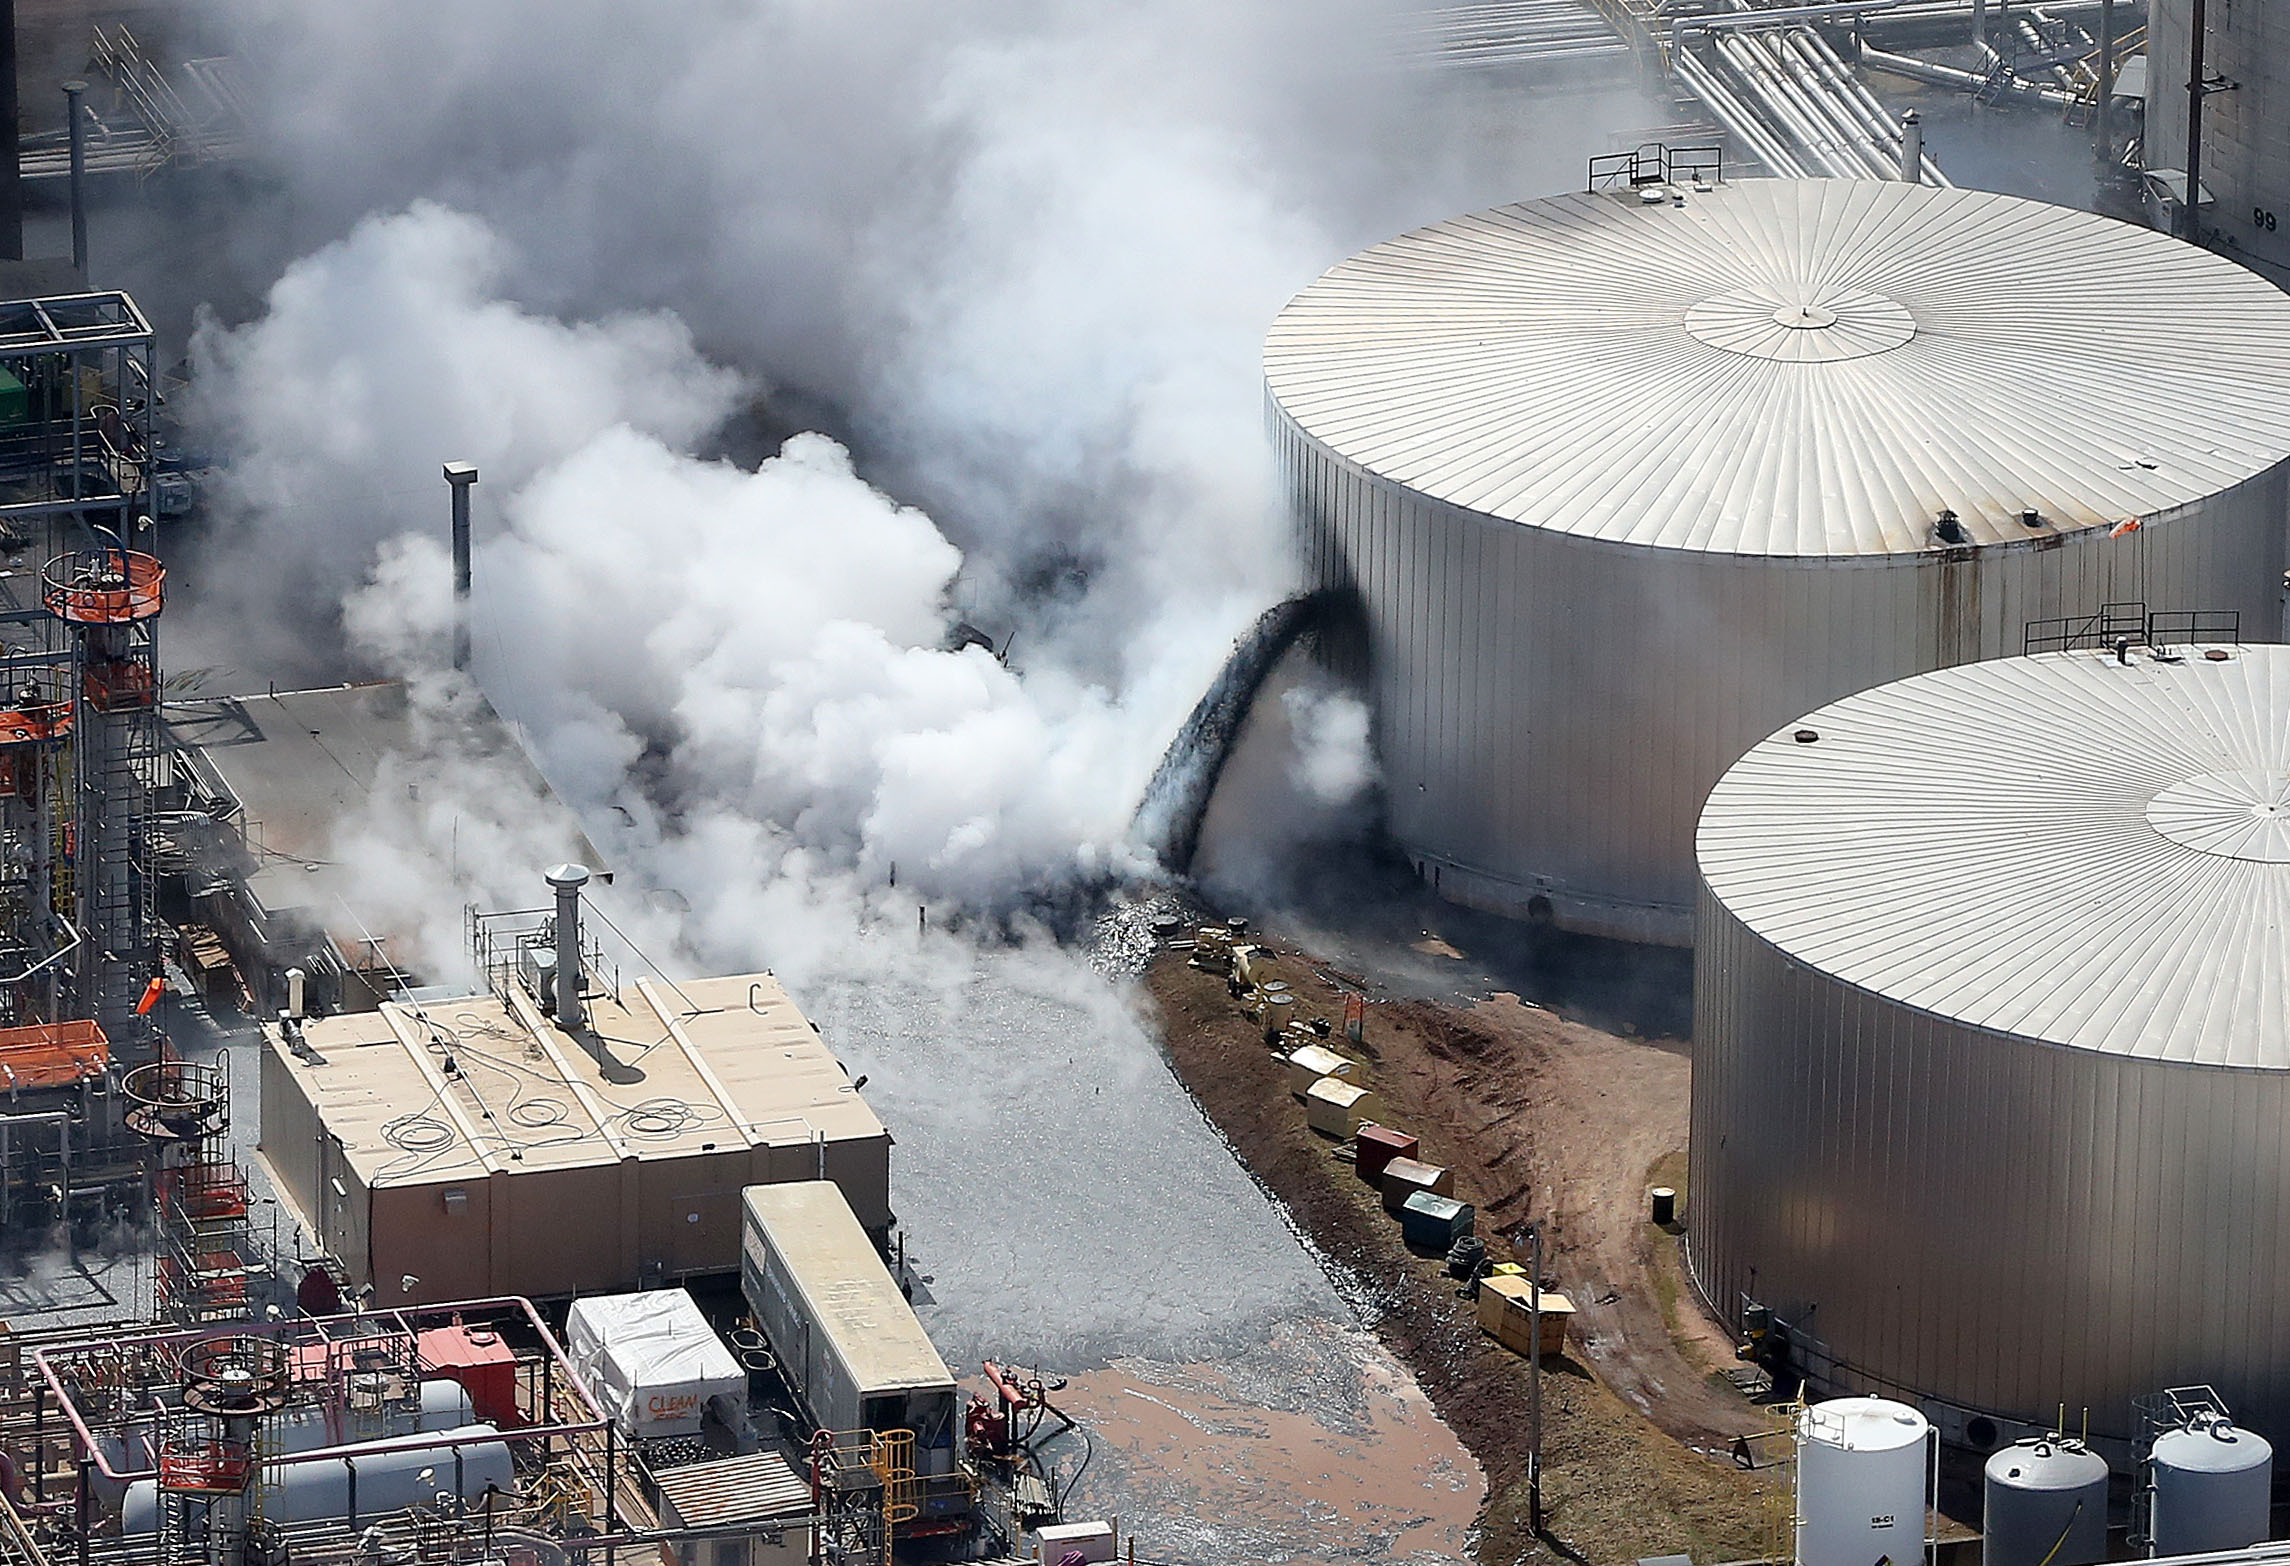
[419, 1323, 522, 1428]
[1354, 1125, 1419, 1186]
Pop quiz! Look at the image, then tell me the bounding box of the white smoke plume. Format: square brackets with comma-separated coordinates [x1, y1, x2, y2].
[161, 0, 1653, 1395]
[178, 0, 1483, 964]
[193, 0, 1435, 679]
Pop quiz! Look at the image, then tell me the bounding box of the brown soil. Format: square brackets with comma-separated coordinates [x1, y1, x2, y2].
[1146, 946, 1787, 1566]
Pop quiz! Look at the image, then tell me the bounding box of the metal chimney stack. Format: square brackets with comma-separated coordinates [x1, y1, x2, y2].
[1898, 111, 1922, 183]
[444, 462, 478, 670]
[61, 80, 86, 277]
[545, 863, 590, 1030]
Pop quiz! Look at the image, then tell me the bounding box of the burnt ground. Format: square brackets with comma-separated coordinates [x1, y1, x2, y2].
[1146, 945, 1789, 1566]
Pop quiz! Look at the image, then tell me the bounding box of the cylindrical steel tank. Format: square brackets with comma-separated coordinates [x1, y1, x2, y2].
[1983, 1438, 2109, 1566]
[1795, 1397, 1929, 1566]
[123, 1424, 513, 1532]
[2151, 1416, 2273, 1556]
[1266, 178, 2290, 942]
[1692, 643, 2290, 1442]
[2147, 2, 2290, 274]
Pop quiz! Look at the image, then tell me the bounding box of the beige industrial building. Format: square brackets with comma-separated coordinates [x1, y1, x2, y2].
[165, 681, 611, 1014]
[259, 971, 891, 1305]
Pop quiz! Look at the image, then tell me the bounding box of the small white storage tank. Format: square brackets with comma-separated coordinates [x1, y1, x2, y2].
[1983, 1438, 2108, 1566]
[1794, 1397, 1929, 1566]
[1267, 177, 2290, 942]
[2151, 1415, 2273, 1557]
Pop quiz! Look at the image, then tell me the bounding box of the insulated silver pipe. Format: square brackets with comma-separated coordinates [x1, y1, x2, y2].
[1788, 28, 1896, 145]
[1798, 24, 1949, 184]
[1674, 48, 1812, 177]
[1860, 44, 2074, 105]
[546, 863, 590, 1029]
[2017, 14, 2080, 94]
[1672, 0, 1902, 56]
[1772, 30, 1896, 178]
[1899, 110, 1924, 180]
[1716, 32, 1861, 177]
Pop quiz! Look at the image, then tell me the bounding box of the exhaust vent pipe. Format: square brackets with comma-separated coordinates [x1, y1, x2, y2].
[1899, 110, 1922, 184]
[444, 462, 478, 671]
[546, 863, 590, 1030]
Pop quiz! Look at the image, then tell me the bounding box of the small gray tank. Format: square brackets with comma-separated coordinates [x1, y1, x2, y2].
[2151, 1415, 2273, 1558]
[1983, 1437, 2108, 1566]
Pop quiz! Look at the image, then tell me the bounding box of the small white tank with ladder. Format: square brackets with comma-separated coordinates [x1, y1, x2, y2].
[1794, 1396, 1930, 1566]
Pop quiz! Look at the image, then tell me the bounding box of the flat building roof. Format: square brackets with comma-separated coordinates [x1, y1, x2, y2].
[168, 681, 610, 976]
[271, 972, 884, 1188]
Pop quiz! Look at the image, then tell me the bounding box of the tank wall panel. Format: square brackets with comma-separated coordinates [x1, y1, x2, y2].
[1688, 884, 2290, 1441]
[2150, 1, 2290, 274]
[1281, 399, 2289, 940]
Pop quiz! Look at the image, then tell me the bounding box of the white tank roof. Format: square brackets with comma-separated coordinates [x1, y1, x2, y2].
[2152, 1419, 2274, 1473]
[1698, 644, 2290, 1068]
[1265, 179, 2290, 557]
[1799, 1396, 1930, 1451]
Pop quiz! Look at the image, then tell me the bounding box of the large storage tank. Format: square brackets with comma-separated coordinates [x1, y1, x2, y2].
[1794, 1397, 1929, 1566]
[2150, 1415, 2273, 1556]
[2148, 1, 2290, 274]
[1692, 642, 2290, 1442]
[1983, 1438, 2108, 1566]
[1266, 177, 2290, 942]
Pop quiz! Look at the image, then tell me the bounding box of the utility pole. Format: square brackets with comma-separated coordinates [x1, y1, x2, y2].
[2181, 0, 2207, 242]
[1529, 1221, 1545, 1536]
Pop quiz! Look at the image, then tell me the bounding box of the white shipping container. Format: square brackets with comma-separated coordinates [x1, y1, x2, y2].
[740, 1182, 960, 1477]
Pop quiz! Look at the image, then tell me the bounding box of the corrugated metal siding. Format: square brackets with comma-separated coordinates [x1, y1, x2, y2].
[1690, 886, 2290, 1443]
[1282, 403, 2287, 939]
[1689, 648, 2290, 1442]
[2149, 2, 2290, 274]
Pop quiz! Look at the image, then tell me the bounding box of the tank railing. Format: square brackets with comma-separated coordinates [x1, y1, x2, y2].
[38, 546, 163, 625]
[2023, 604, 2244, 657]
[2146, 609, 2241, 650]
[1587, 141, 1723, 193]
[2022, 599, 2149, 656]
[463, 902, 617, 1013]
